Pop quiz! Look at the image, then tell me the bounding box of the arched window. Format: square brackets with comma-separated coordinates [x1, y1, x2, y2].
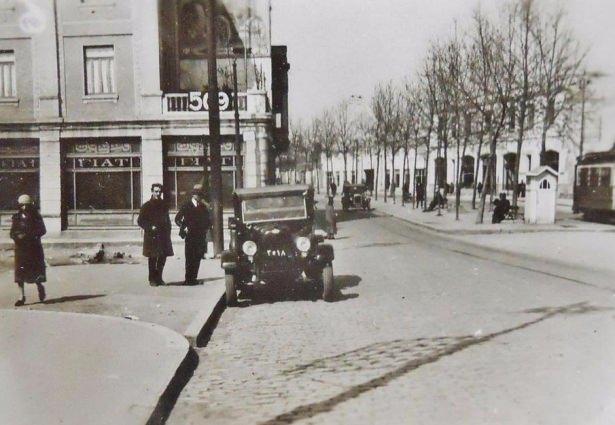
[539, 179, 550, 189]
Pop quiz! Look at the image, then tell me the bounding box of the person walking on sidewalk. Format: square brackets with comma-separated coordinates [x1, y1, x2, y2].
[330, 181, 337, 197]
[138, 183, 174, 286]
[175, 188, 211, 285]
[325, 196, 337, 239]
[10, 194, 47, 306]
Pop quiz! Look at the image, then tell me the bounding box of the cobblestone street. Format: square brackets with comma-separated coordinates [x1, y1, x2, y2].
[167, 210, 615, 424]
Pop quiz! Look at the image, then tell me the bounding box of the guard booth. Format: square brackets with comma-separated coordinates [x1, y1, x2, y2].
[524, 166, 558, 224]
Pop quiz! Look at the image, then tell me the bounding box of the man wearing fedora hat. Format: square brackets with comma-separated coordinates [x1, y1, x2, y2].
[10, 194, 47, 306]
[174, 186, 211, 285]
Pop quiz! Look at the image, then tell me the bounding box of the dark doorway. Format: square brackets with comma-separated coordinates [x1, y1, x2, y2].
[461, 155, 474, 188]
[544, 150, 559, 172]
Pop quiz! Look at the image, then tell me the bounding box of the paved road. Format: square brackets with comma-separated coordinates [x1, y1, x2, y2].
[168, 209, 615, 425]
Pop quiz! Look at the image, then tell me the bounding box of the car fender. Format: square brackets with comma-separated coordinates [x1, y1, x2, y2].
[315, 243, 334, 264]
[220, 250, 237, 270]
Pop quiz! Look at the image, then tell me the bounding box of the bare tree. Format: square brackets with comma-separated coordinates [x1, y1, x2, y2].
[333, 100, 355, 183]
[464, 9, 517, 223]
[533, 7, 585, 169]
[507, 0, 540, 208]
[371, 82, 397, 202]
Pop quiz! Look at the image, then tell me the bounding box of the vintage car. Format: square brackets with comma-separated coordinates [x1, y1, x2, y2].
[341, 183, 372, 211]
[220, 184, 335, 305]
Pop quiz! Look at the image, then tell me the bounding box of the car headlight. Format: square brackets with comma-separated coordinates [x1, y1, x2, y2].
[295, 236, 311, 252]
[242, 240, 257, 256]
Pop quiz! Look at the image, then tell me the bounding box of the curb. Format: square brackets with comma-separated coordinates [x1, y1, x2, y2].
[371, 204, 614, 236]
[183, 283, 227, 346]
[385, 213, 615, 280]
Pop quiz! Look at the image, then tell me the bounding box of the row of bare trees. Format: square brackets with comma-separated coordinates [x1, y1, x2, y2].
[283, 0, 589, 223]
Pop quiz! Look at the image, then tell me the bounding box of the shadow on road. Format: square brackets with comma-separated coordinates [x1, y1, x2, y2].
[164, 277, 223, 286]
[236, 274, 362, 307]
[261, 301, 611, 425]
[37, 294, 106, 305]
[335, 209, 380, 223]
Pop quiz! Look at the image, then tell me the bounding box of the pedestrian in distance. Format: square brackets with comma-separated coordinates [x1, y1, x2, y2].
[325, 196, 337, 239]
[138, 183, 174, 286]
[491, 192, 511, 224]
[477, 181, 483, 195]
[330, 181, 337, 197]
[175, 188, 212, 285]
[10, 194, 47, 306]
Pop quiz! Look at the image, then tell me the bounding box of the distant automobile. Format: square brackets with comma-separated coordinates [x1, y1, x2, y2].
[220, 184, 335, 305]
[341, 183, 371, 211]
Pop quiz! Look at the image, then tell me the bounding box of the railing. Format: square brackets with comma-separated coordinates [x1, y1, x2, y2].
[162, 92, 247, 114]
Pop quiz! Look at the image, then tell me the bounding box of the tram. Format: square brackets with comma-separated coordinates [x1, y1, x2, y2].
[573, 147, 615, 220]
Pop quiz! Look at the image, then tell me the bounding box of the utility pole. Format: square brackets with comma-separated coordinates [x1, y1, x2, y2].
[207, 0, 223, 255]
[232, 47, 248, 189]
[579, 71, 588, 160]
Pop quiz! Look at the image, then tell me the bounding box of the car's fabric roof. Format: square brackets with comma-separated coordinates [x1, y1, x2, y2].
[235, 184, 311, 198]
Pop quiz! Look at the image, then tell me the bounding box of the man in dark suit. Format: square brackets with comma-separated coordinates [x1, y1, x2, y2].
[138, 183, 174, 286]
[174, 188, 211, 285]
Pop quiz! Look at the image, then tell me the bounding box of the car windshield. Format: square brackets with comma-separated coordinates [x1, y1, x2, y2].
[242, 194, 307, 223]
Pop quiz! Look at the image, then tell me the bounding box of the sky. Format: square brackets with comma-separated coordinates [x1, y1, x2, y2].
[270, 0, 615, 150]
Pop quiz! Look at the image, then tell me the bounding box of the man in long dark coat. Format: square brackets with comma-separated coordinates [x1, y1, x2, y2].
[10, 194, 47, 306]
[138, 183, 173, 286]
[174, 188, 211, 285]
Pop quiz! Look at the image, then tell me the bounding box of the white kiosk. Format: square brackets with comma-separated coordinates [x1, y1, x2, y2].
[524, 166, 558, 224]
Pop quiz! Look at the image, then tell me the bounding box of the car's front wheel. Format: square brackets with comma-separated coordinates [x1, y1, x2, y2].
[322, 263, 334, 301]
[225, 271, 238, 306]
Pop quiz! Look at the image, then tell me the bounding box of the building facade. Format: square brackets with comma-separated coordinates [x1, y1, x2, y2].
[309, 109, 601, 200]
[0, 0, 288, 234]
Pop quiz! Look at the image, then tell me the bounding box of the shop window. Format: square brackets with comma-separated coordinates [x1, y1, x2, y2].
[84, 46, 116, 95]
[0, 51, 16, 98]
[0, 140, 39, 210]
[163, 137, 237, 209]
[64, 139, 141, 210]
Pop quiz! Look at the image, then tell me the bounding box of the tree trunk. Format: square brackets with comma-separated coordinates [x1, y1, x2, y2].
[383, 145, 388, 203]
[401, 147, 408, 206]
[423, 143, 431, 210]
[374, 148, 381, 200]
[471, 130, 484, 210]
[316, 160, 320, 194]
[456, 133, 469, 221]
[540, 114, 548, 166]
[455, 134, 461, 221]
[342, 152, 348, 183]
[476, 148, 495, 224]
[391, 149, 396, 204]
[412, 144, 418, 209]
[325, 154, 331, 196]
[512, 105, 526, 208]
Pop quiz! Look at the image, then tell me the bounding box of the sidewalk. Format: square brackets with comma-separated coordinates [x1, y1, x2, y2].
[365, 195, 615, 275]
[0, 309, 188, 425]
[0, 243, 226, 424]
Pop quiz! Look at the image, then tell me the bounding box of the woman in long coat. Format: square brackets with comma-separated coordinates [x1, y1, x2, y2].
[138, 184, 174, 286]
[325, 196, 337, 239]
[10, 194, 47, 306]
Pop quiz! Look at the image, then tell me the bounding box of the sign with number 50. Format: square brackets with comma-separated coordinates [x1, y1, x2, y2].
[188, 92, 231, 112]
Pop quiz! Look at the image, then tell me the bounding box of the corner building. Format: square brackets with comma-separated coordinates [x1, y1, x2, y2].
[0, 0, 288, 234]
